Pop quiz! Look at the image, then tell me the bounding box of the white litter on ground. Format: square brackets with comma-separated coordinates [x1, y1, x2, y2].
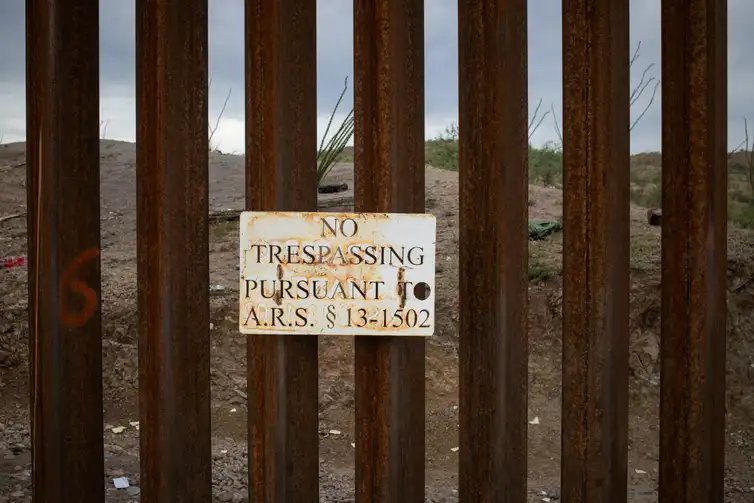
[113, 477, 130, 489]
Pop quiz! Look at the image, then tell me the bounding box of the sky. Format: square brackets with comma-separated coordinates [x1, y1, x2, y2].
[1, 1, 752, 154]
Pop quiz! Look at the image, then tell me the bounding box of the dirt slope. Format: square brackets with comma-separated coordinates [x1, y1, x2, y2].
[1, 140, 753, 501]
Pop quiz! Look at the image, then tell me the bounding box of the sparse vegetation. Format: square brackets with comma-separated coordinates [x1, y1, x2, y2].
[528, 260, 554, 283]
[730, 203, 754, 229]
[627, 159, 661, 208]
[424, 127, 754, 229]
[424, 122, 565, 183]
[99, 120, 110, 140]
[528, 143, 562, 186]
[549, 41, 660, 144]
[628, 42, 660, 131]
[424, 123, 459, 172]
[729, 119, 754, 228]
[317, 78, 355, 185]
[208, 82, 232, 152]
[736, 120, 754, 195]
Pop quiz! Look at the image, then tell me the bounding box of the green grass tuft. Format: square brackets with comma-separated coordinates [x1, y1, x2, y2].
[528, 261, 555, 283]
[730, 201, 754, 229]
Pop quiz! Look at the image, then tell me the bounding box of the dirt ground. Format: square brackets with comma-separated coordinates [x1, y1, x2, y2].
[1, 140, 753, 502]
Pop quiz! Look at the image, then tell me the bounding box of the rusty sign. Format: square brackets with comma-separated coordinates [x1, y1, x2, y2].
[239, 211, 436, 336]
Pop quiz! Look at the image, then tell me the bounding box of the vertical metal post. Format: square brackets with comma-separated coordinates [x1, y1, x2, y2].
[136, 0, 211, 499]
[245, 1, 319, 501]
[660, 1, 727, 501]
[458, 1, 529, 501]
[353, 1, 425, 501]
[560, 1, 630, 501]
[26, 0, 104, 502]
[26, 1, 104, 501]
[26, 0, 39, 450]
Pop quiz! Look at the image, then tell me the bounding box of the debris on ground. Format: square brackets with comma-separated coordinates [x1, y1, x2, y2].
[210, 284, 227, 295]
[528, 220, 562, 240]
[318, 182, 349, 194]
[113, 477, 130, 489]
[647, 208, 662, 226]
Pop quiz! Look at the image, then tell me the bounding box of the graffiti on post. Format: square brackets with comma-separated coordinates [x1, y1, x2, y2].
[58, 247, 99, 328]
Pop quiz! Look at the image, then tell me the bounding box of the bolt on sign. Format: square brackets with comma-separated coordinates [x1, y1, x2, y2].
[239, 212, 436, 336]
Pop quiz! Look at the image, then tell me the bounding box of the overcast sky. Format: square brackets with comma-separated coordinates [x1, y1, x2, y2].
[1, 1, 752, 153]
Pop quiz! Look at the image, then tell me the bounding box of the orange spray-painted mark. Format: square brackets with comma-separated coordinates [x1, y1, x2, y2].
[59, 247, 100, 328]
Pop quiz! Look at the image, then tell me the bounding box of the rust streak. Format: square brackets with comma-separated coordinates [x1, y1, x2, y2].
[136, 0, 212, 499]
[245, 0, 319, 500]
[561, 0, 630, 501]
[459, 0, 528, 500]
[273, 263, 284, 305]
[659, 0, 727, 500]
[354, 0, 426, 499]
[26, 0, 104, 499]
[397, 266, 406, 309]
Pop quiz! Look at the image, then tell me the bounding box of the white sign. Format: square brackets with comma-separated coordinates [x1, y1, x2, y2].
[239, 211, 436, 336]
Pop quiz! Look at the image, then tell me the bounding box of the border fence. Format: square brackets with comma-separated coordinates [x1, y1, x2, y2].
[25, 0, 726, 501]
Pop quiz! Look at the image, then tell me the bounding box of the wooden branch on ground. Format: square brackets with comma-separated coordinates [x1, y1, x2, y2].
[208, 209, 242, 224]
[0, 162, 26, 172]
[732, 277, 753, 293]
[0, 213, 25, 224]
[208, 195, 355, 224]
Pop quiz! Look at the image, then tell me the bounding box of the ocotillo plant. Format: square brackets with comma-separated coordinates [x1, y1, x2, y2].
[317, 77, 354, 185]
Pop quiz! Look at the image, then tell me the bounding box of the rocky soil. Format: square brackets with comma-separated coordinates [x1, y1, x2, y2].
[1, 140, 753, 501]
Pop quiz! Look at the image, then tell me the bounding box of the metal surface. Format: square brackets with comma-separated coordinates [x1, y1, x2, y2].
[239, 212, 436, 336]
[20, 0, 732, 500]
[457, 1, 528, 501]
[26, 1, 104, 500]
[353, 0, 425, 500]
[245, 1, 319, 500]
[660, 1, 727, 501]
[136, 0, 212, 499]
[560, 1, 630, 501]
